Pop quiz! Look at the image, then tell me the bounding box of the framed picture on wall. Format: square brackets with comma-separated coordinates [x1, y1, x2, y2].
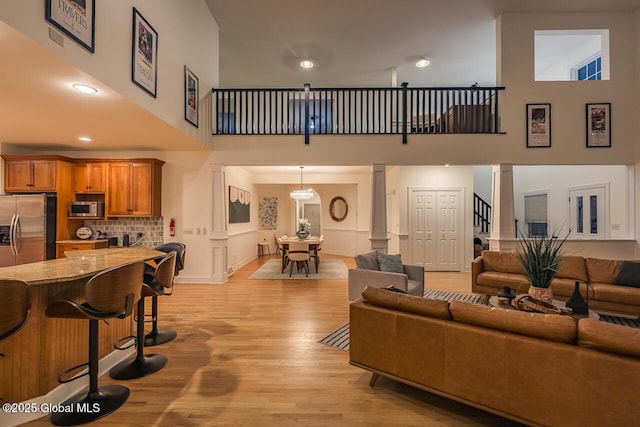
[526, 103, 551, 148]
[131, 7, 158, 98]
[229, 186, 250, 223]
[45, 0, 95, 53]
[586, 103, 611, 147]
[184, 66, 199, 127]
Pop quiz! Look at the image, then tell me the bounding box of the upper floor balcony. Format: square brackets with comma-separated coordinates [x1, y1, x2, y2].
[212, 84, 505, 144]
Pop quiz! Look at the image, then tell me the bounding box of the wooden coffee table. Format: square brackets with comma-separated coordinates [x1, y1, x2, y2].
[488, 296, 600, 320]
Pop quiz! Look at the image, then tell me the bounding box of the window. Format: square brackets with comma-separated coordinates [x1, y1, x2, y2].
[569, 185, 608, 239]
[524, 193, 548, 237]
[534, 29, 609, 81]
[574, 56, 601, 81]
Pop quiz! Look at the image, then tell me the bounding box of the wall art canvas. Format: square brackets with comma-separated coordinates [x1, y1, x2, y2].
[184, 66, 199, 127]
[229, 186, 250, 223]
[131, 7, 158, 98]
[526, 103, 551, 147]
[586, 103, 611, 147]
[259, 197, 278, 230]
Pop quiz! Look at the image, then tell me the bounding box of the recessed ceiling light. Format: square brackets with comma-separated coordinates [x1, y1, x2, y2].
[300, 60, 314, 69]
[72, 83, 97, 94]
[416, 58, 431, 68]
[79, 136, 92, 142]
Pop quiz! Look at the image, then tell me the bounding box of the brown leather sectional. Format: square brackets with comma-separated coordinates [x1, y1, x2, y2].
[472, 250, 640, 316]
[350, 286, 640, 427]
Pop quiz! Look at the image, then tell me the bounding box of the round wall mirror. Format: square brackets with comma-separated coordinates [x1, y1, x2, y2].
[329, 196, 348, 222]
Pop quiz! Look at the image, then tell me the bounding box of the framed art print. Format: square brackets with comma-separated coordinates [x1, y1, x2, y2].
[131, 7, 158, 98]
[229, 186, 250, 223]
[184, 66, 199, 127]
[586, 103, 611, 147]
[526, 103, 551, 148]
[46, 0, 95, 53]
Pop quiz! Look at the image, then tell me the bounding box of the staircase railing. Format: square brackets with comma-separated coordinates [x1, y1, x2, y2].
[474, 193, 491, 234]
[212, 83, 505, 144]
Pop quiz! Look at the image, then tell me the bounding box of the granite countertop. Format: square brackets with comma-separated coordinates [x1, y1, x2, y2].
[0, 247, 164, 285]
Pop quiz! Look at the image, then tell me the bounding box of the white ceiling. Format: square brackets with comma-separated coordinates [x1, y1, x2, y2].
[2, 0, 640, 152]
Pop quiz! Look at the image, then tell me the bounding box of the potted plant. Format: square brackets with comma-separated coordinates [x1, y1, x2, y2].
[517, 229, 569, 303]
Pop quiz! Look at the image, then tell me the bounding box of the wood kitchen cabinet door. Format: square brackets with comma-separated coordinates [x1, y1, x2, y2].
[5, 159, 56, 192]
[108, 163, 133, 216]
[107, 161, 161, 217]
[130, 162, 153, 215]
[74, 162, 107, 193]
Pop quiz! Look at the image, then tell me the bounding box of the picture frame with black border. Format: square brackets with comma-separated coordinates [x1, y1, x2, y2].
[45, 0, 95, 53]
[184, 66, 199, 127]
[526, 103, 551, 148]
[131, 7, 158, 98]
[586, 103, 611, 147]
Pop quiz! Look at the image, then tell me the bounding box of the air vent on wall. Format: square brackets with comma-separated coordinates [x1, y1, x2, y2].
[48, 27, 64, 47]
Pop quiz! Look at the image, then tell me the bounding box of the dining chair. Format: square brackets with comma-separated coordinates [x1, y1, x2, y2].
[309, 236, 324, 273]
[287, 241, 310, 277]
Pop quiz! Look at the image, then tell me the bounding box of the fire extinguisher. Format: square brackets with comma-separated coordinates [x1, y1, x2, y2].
[169, 218, 176, 237]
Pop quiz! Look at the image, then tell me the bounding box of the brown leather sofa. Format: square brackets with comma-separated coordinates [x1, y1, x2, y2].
[472, 250, 640, 316]
[350, 286, 640, 427]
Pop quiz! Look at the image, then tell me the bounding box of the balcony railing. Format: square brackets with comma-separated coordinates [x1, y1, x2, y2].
[212, 83, 505, 144]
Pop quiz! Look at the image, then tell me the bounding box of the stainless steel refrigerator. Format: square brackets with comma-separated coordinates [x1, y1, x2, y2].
[0, 194, 56, 267]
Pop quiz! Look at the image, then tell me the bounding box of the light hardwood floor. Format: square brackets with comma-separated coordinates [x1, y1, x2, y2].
[26, 254, 521, 427]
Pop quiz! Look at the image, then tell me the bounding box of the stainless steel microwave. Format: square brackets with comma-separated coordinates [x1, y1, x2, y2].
[69, 201, 104, 217]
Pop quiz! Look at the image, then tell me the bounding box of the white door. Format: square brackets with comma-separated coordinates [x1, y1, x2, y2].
[411, 189, 462, 271]
[569, 186, 607, 239]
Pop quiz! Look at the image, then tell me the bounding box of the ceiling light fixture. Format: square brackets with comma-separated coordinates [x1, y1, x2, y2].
[290, 166, 314, 200]
[300, 59, 314, 69]
[416, 58, 431, 68]
[79, 136, 92, 142]
[72, 83, 97, 94]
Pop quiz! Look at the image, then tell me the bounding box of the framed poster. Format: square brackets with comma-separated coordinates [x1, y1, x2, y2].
[526, 103, 551, 148]
[586, 103, 611, 147]
[45, 0, 95, 53]
[184, 66, 199, 127]
[131, 7, 158, 98]
[229, 186, 250, 223]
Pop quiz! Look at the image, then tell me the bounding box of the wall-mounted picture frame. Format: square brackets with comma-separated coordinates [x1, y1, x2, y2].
[184, 66, 199, 127]
[45, 0, 95, 53]
[526, 103, 551, 148]
[131, 7, 158, 98]
[229, 186, 250, 223]
[586, 103, 611, 147]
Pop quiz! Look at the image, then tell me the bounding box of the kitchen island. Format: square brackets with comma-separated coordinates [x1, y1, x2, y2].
[0, 247, 164, 403]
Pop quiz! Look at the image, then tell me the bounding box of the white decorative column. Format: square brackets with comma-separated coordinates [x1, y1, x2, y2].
[210, 164, 228, 284]
[489, 163, 517, 252]
[370, 164, 389, 253]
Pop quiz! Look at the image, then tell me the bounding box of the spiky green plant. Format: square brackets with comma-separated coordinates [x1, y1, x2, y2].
[517, 230, 569, 288]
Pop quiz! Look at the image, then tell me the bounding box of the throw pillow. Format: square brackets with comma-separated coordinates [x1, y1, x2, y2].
[377, 253, 404, 273]
[613, 261, 640, 288]
[383, 285, 407, 294]
[355, 250, 380, 270]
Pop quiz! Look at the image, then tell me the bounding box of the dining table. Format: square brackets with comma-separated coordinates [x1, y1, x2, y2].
[279, 237, 322, 274]
[0, 247, 165, 404]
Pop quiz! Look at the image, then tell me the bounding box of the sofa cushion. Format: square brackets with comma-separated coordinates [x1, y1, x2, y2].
[449, 300, 577, 344]
[550, 278, 595, 299]
[355, 251, 379, 270]
[590, 282, 640, 307]
[377, 253, 404, 273]
[481, 251, 524, 274]
[613, 261, 640, 288]
[578, 318, 640, 358]
[362, 286, 451, 320]
[476, 271, 529, 292]
[556, 256, 588, 282]
[585, 258, 621, 284]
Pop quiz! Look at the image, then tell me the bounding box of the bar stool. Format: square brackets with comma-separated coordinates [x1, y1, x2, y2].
[110, 252, 176, 380]
[45, 261, 144, 426]
[0, 279, 31, 403]
[143, 242, 186, 346]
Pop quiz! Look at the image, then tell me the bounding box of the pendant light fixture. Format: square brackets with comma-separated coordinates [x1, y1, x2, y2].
[290, 166, 314, 200]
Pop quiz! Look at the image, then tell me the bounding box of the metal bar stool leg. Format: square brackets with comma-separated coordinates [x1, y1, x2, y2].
[144, 295, 177, 346]
[109, 297, 167, 380]
[51, 320, 130, 426]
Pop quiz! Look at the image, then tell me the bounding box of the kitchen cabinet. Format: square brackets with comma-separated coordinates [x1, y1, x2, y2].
[56, 239, 109, 258]
[107, 160, 163, 217]
[73, 162, 107, 193]
[4, 159, 57, 192]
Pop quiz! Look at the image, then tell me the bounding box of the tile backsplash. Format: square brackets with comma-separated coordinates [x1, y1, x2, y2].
[82, 217, 163, 248]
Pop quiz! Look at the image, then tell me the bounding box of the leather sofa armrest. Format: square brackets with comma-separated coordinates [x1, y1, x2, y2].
[348, 268, 409, 301]
[471, 256, 484, 292]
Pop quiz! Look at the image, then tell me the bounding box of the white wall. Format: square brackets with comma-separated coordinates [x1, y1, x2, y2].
[0, 0, 219, 147]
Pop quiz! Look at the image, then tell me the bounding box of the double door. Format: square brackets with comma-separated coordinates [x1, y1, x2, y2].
[410, 189, 462, 271]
